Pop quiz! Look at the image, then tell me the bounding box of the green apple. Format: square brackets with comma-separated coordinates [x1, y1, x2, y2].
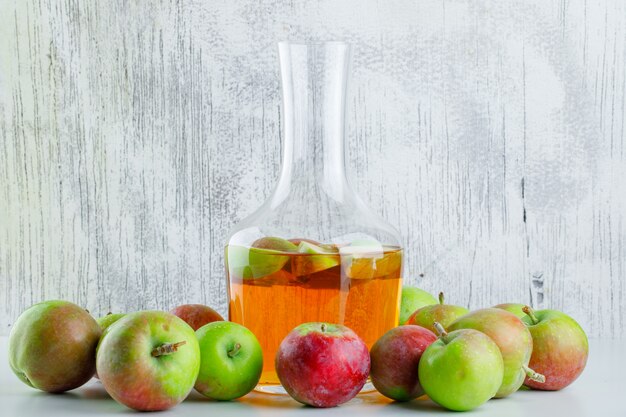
[399, 287, 438, 325]
[448, 308, 543, 397]
[405, 292, 468, 333]
[419, 323, 504, 411]
[226, 237, 297, 279]
[96, 311, 200, 411]
[195, 321, 263, 400]
[95, 312, 126, 379]
[291, 241, 340, 276]
[96, 313, 125, 331]
[493, 303, 527, 319]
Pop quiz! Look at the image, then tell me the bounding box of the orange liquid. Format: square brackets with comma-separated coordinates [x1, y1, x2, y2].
[227, 246, 402, 385]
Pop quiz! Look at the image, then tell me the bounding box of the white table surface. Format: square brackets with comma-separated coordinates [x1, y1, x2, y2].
[1, 337, 623, 416]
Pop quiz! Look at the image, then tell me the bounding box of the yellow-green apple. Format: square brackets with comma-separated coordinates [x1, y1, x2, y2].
[405, 292, 468, 333]
[493, 303, 527, 319]
[95, 313, 125, 379]
[370, 325, 437, 401]
[195, 321, 263, 400]
[276, 322, 370, 408]
[419, 323, 504, 411]
[96, 313, 125, 331]
[291, 241, 340, 276]
[399, 287, 438, 325]
[522, 306, 588, 390]
[8, 300, 101, 393]
[227, 237, 298, 279]
[96, 311, 200, 411]
[448, 308, 544, 397]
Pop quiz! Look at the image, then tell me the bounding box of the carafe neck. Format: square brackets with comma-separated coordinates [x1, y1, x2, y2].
[273, 42, 351, 205]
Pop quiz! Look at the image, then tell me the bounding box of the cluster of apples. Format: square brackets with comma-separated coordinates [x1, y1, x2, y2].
[8, 289, 588, 413]
[269, 289, 588, 410]
[8, 300, 264, 411]
[370, 288, 589, 411]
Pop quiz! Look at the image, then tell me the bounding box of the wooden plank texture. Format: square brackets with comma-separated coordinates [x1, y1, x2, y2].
[0, 0, 624, 337]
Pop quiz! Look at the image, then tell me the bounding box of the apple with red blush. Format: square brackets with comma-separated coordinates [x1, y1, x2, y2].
[399, 287, 438, 325]
[170, 304, 224, 331]
[493, 303, 527, 319]
[448, 308, 544, 397]
[96, 311, 200, 411]
[8, 300, 101, 393]
[522, 306, 588, 390]
[405, 292, 468, 333]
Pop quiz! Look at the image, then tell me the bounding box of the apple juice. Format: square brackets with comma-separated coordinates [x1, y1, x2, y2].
[226, 240, 402, 386]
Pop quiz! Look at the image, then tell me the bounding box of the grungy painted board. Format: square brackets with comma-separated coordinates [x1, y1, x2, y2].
[0, 0, 625, 337]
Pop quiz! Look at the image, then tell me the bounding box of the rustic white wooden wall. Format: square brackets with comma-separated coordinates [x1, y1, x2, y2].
[0, 0, 624, 338]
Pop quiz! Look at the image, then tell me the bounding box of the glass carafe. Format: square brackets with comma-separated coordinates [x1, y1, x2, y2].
[225, 41, 403, 392]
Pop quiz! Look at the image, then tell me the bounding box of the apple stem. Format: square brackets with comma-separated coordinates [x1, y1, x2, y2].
[523, 364, 546, 383]
[321, 323, 327, 333]
[151, 341, 186, 357]
[438, 292, 445, 305]
[522, 306, 539, 325]
[433, 322, 450, 344]
[228, 343, 241, 358]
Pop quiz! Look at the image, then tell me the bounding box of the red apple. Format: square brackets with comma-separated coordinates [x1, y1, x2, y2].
[275, 322, 370, 408]
[370, 325, 437, 401]
[522, 306, 588, 390]
[170, 304, 224, 331]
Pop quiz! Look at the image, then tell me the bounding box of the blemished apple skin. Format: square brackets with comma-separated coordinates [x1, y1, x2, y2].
[448, 308, 534, 397]
[370, 325, 437, 401]
[419, 328, 504, 411]
[170, 304, 224, 331]
[522, 309, 588, 390]
[8, 300, 101, 393]
[275, 322, 370, 408]
[96, 311, 200, 411]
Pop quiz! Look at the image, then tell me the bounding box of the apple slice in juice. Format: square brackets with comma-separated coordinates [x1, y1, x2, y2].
[341, 241, 402, 279]
[226, 237, 297, 280]
[288, 238, 322, 246]
[291, 241, 340, 277]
